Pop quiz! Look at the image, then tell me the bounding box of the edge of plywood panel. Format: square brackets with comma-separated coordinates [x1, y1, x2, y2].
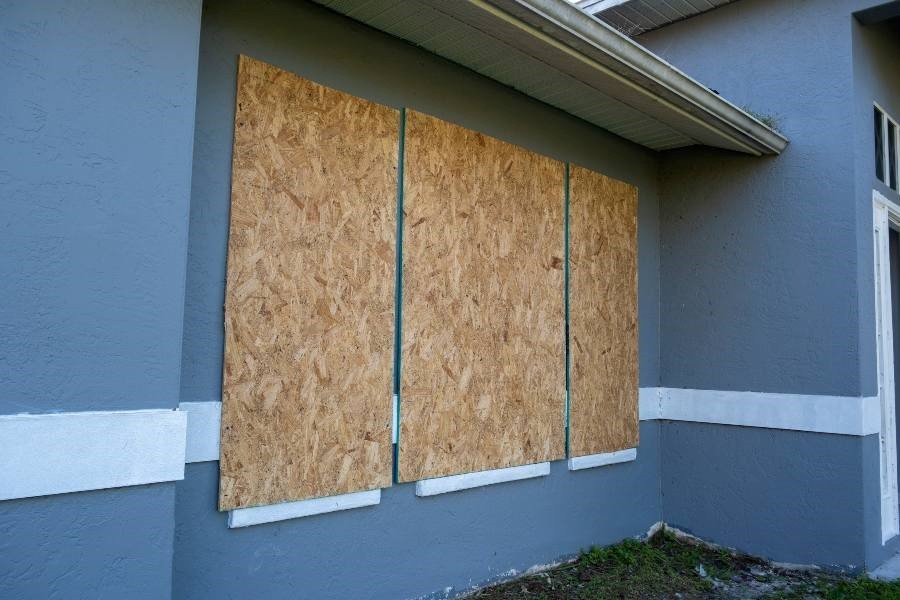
[567, 163, 639, 458]
[398, 109, 566, 482]
[218, 55, 398, 509]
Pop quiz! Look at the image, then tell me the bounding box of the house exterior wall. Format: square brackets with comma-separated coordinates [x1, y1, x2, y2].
[0, 0, 202, 597]
[173, 0, 662, 598]
[851, 12, 900, 570]
[176, 438, 660, 600]
[661, 423, 869, 567]
[640, 0, 900, 570]
[5, 0, 897, 595]
[0, 484, 178, 599]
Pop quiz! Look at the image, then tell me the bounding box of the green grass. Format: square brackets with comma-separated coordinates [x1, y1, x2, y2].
[826, 578, 900, 599]
[467, 529, 900, 599]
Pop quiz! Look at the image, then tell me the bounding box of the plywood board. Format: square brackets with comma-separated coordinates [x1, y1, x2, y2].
[218, 55, 398, 510]
[399, 110, 566, 482]
[568, 164, 638, 457]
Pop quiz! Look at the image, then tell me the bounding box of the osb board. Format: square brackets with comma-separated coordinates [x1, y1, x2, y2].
[218, 55, 398, 510]
[398, 110, 566, 482]
[568, 164, 639, 457]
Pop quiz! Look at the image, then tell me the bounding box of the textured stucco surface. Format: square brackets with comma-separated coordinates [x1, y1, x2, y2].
[0, 0, 201, 597]
[851, 13, 900, 569]
[642, 0, 868, 396]
[0, 483, 177, 599]
[174, 423, 660, 600]
[642, 0, 899, 398]
[661, 422, 868, 569]
[641, 0, 900, 571]
[0, 0, 201, 414]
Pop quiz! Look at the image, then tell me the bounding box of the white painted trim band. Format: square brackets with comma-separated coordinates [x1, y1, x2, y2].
[179, 401, 221, 463]
[415, 462, 551, 497]
[0, 409, 186, 501]
[568, 448, 636, 471]
[180, 388, 879, 473]
[228, 489, 381, 528]
[1, 385, 874, 503]
[654, 388, 880, 436]
[638, 387, 662, 420]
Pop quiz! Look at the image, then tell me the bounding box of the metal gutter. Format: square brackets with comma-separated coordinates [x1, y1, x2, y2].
[312, 0, 787, 155]
[485, 0, 788, 155]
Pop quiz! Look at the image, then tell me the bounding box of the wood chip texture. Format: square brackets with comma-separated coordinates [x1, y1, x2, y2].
[399, 110, 566, 482]
[218, 55, 398, 510]
[568, 164, 639, 457]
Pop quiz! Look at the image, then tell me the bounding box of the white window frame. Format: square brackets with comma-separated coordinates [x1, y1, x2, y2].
[873, 189, 900, 543]
[875, 102, 900, 193]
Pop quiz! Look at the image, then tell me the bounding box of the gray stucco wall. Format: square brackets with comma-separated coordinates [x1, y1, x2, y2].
[642, 0, 862, 397]
[0, 483, 177, 599]
[851, 13, 900, 569]
[853, 12, 900, 402]
[0, 0, 202, 596]
[176, 423, 660, 600]
[174, 1, 662, 598]
[661, 422, 869, 569]
[640, 0, 900, 570]
[1, 0, 201, 415]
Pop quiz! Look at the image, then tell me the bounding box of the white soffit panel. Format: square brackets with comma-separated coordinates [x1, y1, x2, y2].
[578, 0, 739, 37]
[314, 0, 786, 155]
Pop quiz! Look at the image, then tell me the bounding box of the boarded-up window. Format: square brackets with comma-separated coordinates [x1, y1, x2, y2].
[218, 56, 398, 510]
[568, 165, 638, 457]
[398, 110, 566, 482]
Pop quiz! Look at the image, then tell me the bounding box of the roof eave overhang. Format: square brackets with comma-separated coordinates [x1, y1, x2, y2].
[313, 0, 788, 156]
[482, 0, 788, 155]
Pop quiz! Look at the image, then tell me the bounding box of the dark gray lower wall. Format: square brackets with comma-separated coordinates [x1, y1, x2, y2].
[863, 424, 900, 569]
[661, 422, 873, 570]
[173, 424, 660, 600]
[0, 483, 176, 599]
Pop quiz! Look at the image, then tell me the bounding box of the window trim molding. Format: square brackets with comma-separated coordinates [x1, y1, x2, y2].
[875, 102, 899, 192]
[873, 189, 900, 544]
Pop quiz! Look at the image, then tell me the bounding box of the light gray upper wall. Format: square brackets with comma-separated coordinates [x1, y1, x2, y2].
[179, 0, 662, 407]
[853, 14, 900, 400]
[641, 0, 884, 396]
[0, 0, 203, 413]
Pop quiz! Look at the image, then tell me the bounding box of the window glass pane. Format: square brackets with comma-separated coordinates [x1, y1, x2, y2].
[890, 120, 898, 191]
[877, 107, 885, 182]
